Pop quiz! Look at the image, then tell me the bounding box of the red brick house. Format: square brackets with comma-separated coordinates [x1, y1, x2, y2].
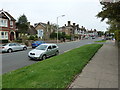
[0, 9, 16, 41]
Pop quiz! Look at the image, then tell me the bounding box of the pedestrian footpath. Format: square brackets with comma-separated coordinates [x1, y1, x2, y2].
[69, 40, 118, 88]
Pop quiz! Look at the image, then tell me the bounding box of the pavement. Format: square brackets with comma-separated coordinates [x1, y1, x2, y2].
[69, 40, 118, 88]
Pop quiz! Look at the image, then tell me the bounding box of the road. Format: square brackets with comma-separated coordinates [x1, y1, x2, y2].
[2, 39, 100, 74]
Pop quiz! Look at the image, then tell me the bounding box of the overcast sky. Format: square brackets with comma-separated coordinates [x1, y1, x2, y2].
[1, 0, 108, 31]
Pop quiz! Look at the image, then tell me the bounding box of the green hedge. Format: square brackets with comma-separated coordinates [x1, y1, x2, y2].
[0, 40, 8, 43]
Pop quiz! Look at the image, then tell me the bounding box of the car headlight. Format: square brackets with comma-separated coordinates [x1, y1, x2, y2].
[35, 53, 43, 57]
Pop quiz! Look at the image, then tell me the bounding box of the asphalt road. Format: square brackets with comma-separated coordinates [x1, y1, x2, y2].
[2, 39, 100, 74]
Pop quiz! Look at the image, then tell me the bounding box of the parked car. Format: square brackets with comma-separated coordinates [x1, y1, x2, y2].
[28, 43, 59, 60]
[31, 41, 45, 48]
[1, 43, 27, 53]
[92, 36, 95, 39]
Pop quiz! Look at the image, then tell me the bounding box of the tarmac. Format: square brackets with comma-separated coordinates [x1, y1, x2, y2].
[69, 40, 118, 89]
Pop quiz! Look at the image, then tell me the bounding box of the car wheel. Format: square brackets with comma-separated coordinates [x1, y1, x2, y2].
[55, 51, 59, 55]
[7, 49, 12, 53]
[23, 47, 27, 50]
[42, 55, 46, 60]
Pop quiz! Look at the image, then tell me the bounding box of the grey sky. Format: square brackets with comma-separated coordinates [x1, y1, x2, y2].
[1, 0, 108, 31]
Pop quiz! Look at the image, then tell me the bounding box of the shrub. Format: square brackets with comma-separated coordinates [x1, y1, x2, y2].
[15, 40, 22, 43]
[115, 30, 120, 41]
[28, 35, 35, 40]
[1, 40, 8, 43]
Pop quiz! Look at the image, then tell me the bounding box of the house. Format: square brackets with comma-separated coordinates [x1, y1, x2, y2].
[0, 9, 16, 41]
[27, 22, 37, 35]
[34, 21, 54, 40]
[59, 21, 88, 40]
[59, 21, 77, 40]
[59, 21, 98, 40]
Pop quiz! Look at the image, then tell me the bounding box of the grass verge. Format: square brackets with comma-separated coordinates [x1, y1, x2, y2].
[2, 44, 103, 88]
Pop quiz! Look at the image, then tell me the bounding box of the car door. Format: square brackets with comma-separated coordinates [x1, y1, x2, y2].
[15, 43, 22, 50]
[52, 45, 57, 55]
[9, 43, 17, 51]
[46, 45, 53, 57]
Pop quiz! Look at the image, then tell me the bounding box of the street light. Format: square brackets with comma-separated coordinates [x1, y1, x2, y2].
[57, 15, 65, 43]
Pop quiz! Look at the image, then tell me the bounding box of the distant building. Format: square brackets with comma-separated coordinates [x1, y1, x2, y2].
[34, 21, 54, 40]
[59, 21, 78, 40]
[59, 21, 98, 40]
[27, 22, 37, 35]
[0, 9, 16, 41]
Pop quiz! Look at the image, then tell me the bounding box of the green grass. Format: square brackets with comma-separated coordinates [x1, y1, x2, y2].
[2, 44, 103, 88]
[94, 40, 106, 42]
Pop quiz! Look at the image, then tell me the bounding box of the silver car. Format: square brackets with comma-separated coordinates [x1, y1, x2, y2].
[28, 43, 59, 60]
[1, 43, 27, 53]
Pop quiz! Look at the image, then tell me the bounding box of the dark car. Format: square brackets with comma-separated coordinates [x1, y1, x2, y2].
[31, 41, 45, 48]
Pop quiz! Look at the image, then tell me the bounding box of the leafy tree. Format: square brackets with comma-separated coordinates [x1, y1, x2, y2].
[50, 32, 66, 40]
[96, 1, 120, 42]
[106, 20, 120, 33]
[97, 2, 120, 23]
[50, 32, 57, 39]
[16, 14, 29, 34]
[97, 31, 104, 37]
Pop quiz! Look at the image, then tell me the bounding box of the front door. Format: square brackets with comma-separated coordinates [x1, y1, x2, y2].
[10, 32, 14, 41]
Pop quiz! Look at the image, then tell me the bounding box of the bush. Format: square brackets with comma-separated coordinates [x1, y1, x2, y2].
[115, 30, 120, 41]
[50, 32, 57, 39]
[28, 35, 35, 40]
[1, 40, 8, 43]
[65, 35, 71, 40]
[15, 40, 22, 43]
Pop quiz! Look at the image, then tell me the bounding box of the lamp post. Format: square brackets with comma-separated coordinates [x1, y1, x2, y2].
[56, 15, 65, 43]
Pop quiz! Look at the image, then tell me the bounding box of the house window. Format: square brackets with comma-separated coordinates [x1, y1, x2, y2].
[1, 32, 4, 38]
[0, 19, 8, 27]
[37, 29, 43, 39]
[5, 32, 8, 38]
[10, 21, 13, 28]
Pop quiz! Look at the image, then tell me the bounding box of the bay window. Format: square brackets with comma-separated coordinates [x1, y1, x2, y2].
[0, 19, 8, 27]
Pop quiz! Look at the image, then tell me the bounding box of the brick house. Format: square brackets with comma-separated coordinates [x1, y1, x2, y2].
[59, 21, 98, 40]
[34, 21, 54, 40]
[0, 9, 16, 41]
[59, 21, 79, 40]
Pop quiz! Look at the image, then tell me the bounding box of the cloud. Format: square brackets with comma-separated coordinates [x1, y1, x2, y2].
[1, 0, 99, 3]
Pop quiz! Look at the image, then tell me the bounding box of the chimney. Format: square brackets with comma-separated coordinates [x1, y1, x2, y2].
[47, 21, 50, 25]
[73, 23, 76, 26]
[68, 21, 71, 26]
[77, 24, 79, 29]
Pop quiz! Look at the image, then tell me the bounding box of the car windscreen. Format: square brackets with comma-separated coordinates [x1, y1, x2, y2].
[35, 45, 47, 50]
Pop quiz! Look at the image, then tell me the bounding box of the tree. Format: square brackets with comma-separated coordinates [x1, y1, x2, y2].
[16, 14, 29, 34]
[97, 31, 104, 37]
[97, 2, 120, 23]
[96, 1, 120, 42]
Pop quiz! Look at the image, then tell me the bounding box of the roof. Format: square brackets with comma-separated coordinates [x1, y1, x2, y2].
[34, 22, 47, 28]
[0, 10, 16, 21]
